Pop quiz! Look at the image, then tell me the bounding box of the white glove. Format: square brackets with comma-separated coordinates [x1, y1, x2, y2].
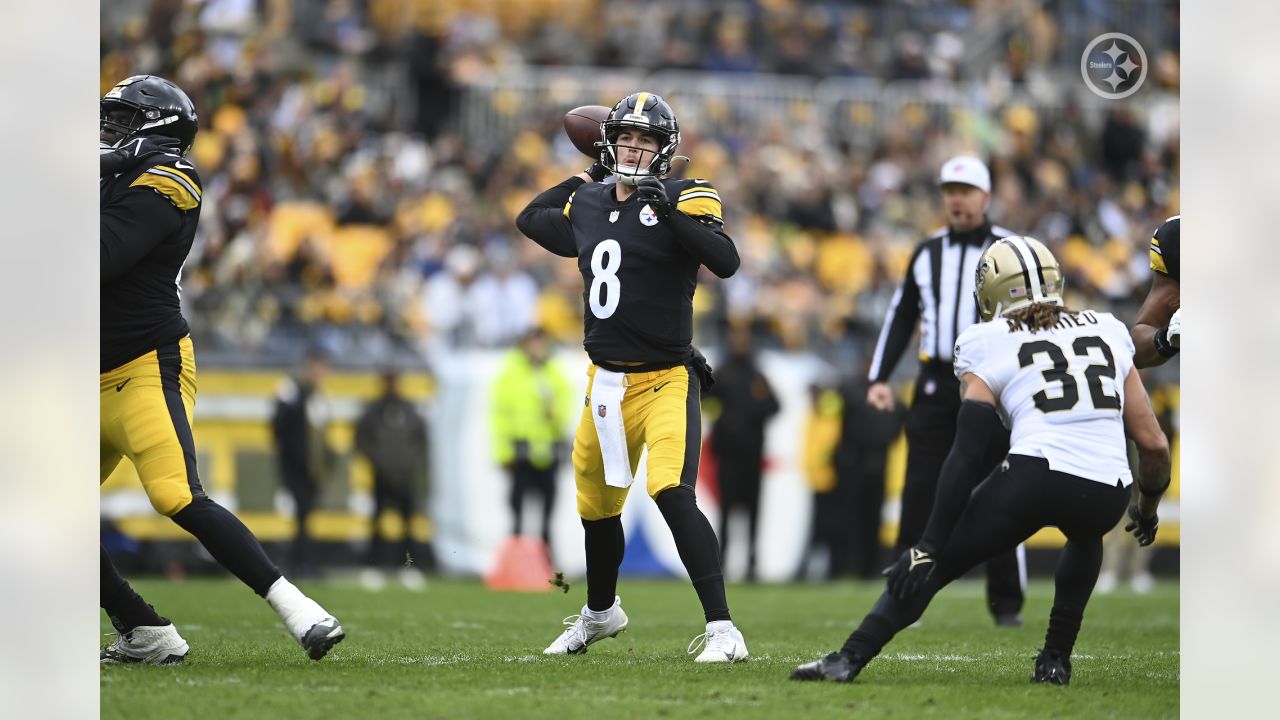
[1167, 308, 1181, 348]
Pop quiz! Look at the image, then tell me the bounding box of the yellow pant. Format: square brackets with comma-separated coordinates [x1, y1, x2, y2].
[100, 337, 204, 516]
[573, 364, 701, 521]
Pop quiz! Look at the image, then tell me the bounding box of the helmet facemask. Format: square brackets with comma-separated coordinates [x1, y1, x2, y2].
[100, 99, 184, 150]
[597, 92, 681, 186]
[99, 76, 198, 155]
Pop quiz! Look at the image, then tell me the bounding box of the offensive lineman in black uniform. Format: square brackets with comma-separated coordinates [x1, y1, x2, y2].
[516, 92, 747, 662]
[1132, 216, 1181, 368]
[100, 76, 343, 663]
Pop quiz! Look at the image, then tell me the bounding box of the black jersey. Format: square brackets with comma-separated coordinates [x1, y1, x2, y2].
[101, 152, 203, 372]
[1149, 215, 1180, 282]
[516, 176, 738, 369]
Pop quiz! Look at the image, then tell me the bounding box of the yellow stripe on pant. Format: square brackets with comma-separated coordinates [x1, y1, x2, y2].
[573, 364, 699, 521]
[100, 336, 205, 516]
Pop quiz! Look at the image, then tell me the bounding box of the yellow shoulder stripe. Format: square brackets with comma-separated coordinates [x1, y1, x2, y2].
[153, 165, 200, 193]
[676, 194, 722, 221]
[563, 192, 575, 219]
[680, 184, 718, 196]
[130, 172, 200, 211]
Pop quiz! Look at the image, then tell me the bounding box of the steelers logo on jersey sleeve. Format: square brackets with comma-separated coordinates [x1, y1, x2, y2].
[639, 204, 659, 226]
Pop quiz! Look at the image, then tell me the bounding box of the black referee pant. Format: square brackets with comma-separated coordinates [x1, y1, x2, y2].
[897, 361, 1024, 619]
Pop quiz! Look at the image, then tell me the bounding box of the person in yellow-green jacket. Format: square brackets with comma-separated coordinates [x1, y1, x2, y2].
[491, 328, 576, 557]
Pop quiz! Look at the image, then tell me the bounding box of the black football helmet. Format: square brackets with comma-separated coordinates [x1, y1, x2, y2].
[598, 92, 680, 185]
[100, 75, 199, 155]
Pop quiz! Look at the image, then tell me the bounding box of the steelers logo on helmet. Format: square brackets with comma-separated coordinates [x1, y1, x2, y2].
[599, 91, 681, 186]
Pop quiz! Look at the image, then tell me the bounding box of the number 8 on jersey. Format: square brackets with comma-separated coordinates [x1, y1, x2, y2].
[589, 239, 622, 319]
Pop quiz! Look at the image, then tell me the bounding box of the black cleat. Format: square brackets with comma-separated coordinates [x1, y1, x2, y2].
[994, 613, 1023, 628]
[1031, 649, 1072, 685]
[300, 618, 345, 661]
[791, 652, 866, 683]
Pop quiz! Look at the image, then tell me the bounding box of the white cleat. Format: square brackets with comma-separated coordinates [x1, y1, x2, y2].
[100, 623, 190, 665]
[688, 621, 748, 663]
[543, 596, 628, 655]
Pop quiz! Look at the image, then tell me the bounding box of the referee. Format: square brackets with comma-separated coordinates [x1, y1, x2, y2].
[865, 156, 1025, 627]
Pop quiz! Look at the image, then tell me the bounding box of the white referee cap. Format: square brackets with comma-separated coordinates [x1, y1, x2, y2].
[938, 155, 991, 193]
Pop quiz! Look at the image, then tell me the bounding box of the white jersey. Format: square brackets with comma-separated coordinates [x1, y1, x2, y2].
[953, 309, 1135, 486]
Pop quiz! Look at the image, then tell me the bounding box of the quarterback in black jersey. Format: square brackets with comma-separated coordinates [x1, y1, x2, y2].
[1132, 215, 1181, 367]
[99, 76, 343, 664]
[516, 92, 747, 662]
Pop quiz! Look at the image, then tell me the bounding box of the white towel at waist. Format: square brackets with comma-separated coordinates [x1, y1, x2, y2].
[590, 368, 633, 488]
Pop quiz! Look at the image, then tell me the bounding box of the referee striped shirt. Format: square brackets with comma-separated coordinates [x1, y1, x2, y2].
[868, 222, 1015, 383]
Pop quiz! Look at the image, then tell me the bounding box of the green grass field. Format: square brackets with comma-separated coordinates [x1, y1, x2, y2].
[100, 577, 1177, 719]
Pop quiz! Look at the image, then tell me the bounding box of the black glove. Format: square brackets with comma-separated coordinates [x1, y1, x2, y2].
[635, 176, 674, 219]
[689, 347, 715, 392]
[584, 161, 611, 183]
[882, 545, 937, 600]
[1124, 504, 1159, 547]
[100, 135, 182, 177]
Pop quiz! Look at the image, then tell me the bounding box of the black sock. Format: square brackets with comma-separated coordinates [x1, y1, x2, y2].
[582, 515, 625, 612]
[655, 486, 730, 622]
[171, 497, 282, 596]
[1043, 606, 1084, 656]
[101, 546, 166, 631]
[840, 613, 895, 661]
[1042, 538, 1102, 657]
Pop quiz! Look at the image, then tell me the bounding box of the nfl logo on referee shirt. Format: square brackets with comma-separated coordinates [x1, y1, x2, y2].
[639, 205, 658, 226]
[609, 210, 620, 223]
[598, 404, 607, 418]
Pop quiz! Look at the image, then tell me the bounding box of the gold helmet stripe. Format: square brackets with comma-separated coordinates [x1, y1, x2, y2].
[634, 92, 650, 117]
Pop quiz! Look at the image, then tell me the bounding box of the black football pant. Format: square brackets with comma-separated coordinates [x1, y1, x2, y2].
[898, 363, 1024, 618]
[841, 455, 1130, 662]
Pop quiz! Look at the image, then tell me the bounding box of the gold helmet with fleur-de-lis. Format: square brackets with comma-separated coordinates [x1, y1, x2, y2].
[974, 235, 1065, 322]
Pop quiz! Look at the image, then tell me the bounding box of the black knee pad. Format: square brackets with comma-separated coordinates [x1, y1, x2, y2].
[655, 485, 697, 518]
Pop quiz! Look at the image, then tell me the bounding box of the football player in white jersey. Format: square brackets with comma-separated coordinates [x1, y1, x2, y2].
[792, 236, 1171, 686]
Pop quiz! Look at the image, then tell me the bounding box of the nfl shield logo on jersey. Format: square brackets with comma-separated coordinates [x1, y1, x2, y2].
[609, 210, 620, 223]
[639, 205, 659, 226]
[597, 404, 607, 418]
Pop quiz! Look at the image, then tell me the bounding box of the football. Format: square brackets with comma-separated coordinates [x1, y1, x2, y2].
[564, 104, 610, 159]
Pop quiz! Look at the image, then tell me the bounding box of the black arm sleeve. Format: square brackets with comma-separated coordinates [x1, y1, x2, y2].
[515, 177, 586, 258]
[100, 187, 183, 283]
[664, 210, 740, 278]
[867, 246, 923, 383]
[918, 400, 1005, 553]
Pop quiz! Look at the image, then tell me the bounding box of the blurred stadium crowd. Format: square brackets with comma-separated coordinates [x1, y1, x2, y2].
[101, 0, 1179, 380]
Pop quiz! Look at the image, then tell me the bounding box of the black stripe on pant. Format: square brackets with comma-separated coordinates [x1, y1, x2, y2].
[678, 363, 702, 490]
[156, 342, 206, 503]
